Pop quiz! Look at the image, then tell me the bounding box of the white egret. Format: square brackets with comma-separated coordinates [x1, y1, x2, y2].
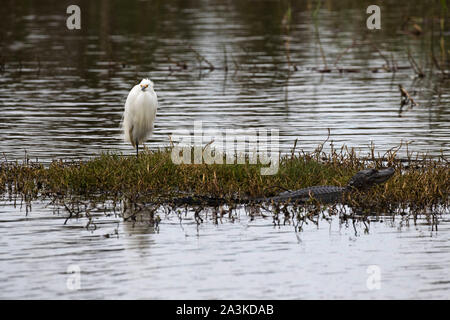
[122, 78, 158, 157]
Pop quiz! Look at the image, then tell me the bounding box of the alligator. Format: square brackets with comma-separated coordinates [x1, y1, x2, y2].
[170, 167, 395, 206]
[252, 167, 395, 204]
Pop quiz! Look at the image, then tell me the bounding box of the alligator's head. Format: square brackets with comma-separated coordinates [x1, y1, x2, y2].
[346, 167, 395, 190]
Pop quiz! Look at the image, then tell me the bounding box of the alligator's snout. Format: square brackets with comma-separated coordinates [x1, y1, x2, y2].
[372, 167, 395, 183]
[347, 167, 395, 190]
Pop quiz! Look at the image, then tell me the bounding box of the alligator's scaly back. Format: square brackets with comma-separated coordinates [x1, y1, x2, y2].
[263, 185, 346, 204]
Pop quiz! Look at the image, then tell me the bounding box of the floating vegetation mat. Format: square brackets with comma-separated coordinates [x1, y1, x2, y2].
[0, 144, 448, 229]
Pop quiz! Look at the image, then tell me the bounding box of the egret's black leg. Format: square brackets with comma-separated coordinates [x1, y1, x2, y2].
[136, 140, 139, 158]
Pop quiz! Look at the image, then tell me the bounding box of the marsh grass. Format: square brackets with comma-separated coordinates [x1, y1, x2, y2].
[0, 145, 448, 226]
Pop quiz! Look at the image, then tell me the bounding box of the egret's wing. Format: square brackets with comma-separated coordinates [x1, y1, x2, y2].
[122, 85, 139, 143]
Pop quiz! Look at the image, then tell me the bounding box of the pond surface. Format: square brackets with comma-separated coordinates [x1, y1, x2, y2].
[0, 201, 449, 299]
[0, 0, 449, 299]
[0, 0, 449, 160]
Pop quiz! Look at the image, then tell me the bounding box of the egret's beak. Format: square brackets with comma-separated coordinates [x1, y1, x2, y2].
[141, 84, 149, 91]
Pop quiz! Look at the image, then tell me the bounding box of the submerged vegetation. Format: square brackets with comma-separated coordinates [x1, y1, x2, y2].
[0, 144, 448, 229]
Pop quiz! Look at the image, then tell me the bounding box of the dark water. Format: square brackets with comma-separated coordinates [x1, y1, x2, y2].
[0, 0, 449, 160]
[0, 0, 449, 299]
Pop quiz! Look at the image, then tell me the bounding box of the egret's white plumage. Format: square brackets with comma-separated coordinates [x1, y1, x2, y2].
[122, 78, 158, 156]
